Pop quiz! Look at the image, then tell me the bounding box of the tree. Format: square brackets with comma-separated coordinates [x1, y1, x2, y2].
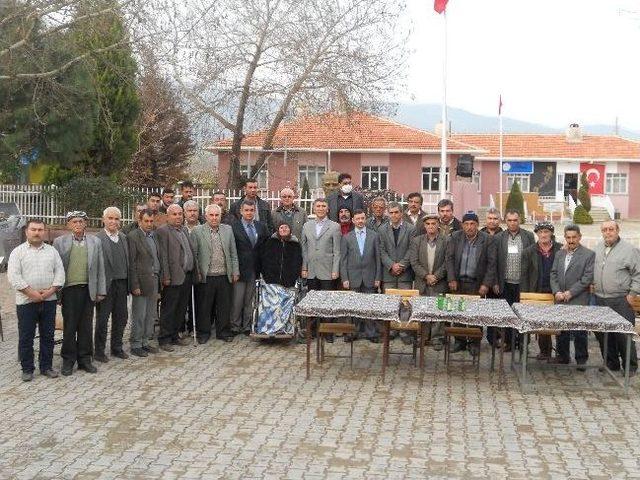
[578, 171, 592, 212]
[155, 0, 409, 188]
[123, 50, 194, 187]
[505, 180, 525, 221]
[573, 205, 593, 225]
[72, 0, 140, 178]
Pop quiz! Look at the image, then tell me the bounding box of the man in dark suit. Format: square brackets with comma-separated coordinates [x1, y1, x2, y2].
[492, 209, 535, 351]
[94, 207, 130, 362]
[230, 179, 274, 233]
[211, 191, 237, 225]
[521, 221, 562, 359]
[127, 209, 161, 357]
[340, 209, 382, 342]
[327, 173, 365, 223]
[158, 187, 175, 214]
[550, 224, 595, 369]
[231, 199, 269, 335]
[437, 199, 462, 237]
[404, 192, 426, 234]
[156, 204, 198, 351]
[446, 211, 496, 355]
[409, 213, 449, 350]
[178, 180, 204, 223]
[379, 202, 414, 290]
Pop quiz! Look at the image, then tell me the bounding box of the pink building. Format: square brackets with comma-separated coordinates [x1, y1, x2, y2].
[208, 112, 640, 219]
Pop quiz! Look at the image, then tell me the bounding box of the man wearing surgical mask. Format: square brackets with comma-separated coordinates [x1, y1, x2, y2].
[327, 173, 366, 223]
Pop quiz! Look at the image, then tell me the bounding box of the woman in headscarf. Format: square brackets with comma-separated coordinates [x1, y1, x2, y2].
[255, 222, 303, 336]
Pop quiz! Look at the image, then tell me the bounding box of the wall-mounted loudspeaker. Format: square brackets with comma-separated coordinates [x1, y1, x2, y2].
[456, 154, 474, 178]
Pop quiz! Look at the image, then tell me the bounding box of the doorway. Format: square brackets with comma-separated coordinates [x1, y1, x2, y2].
[563, 173, 578, 201]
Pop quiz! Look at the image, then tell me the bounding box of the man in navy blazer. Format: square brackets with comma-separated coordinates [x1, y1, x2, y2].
[231, 199, 268, 335]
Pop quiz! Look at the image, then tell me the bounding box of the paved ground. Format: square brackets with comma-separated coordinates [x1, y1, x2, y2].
[2, 273, 640, 479]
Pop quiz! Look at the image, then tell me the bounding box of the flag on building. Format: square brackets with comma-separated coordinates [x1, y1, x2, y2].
[580, 163, 605, 195]
[434, 0, 449, 14]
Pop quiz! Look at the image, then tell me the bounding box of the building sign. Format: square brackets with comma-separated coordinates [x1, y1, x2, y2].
[501, 161, 533, 174]
[530, 162, 556, 196]
[579, 163, 605, 195]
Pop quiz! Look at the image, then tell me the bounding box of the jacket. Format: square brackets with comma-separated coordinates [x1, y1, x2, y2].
[593, 238, 640, 298]
[446, 230, 496, 291]
[300, 218, 341, 280]
[339, 228, 382, 289]
[96, 230, 130, 294]
[258, 234, 303, 288]
[191, 223, 239, 284]
[409, 233, 449, 295]
[377, 222, 415, 283]
[155, 224, 198, 286]
[521, 241, 563, 293]
[127, 228, 160, 296]
[231, 219, 269, 281]
[230, 196, 274, 233]
[494, 228, 536, 288]
[271, 205, 307, 240]
[53, 234, 106, 302]
[550, 244, 595, 305]
[326, 191, 366, 222]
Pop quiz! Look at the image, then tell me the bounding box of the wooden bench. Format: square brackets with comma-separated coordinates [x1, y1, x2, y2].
[443, 294, 482, 370]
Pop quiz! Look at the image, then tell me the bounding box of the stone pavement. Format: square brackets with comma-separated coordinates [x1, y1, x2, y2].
[2, 276, 640, 479]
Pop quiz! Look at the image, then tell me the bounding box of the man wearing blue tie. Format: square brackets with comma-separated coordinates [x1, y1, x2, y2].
[231, 200, 268, 336]
[340, 209, 382, 342]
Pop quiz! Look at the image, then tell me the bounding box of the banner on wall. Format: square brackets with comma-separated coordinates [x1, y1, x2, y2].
[579, 163, 605, 194]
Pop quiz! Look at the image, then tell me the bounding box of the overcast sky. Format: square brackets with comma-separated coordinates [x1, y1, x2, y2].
[402, 0, 640, 130]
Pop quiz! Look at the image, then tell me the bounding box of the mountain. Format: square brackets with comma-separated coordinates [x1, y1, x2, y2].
[393, 103, 640, 139]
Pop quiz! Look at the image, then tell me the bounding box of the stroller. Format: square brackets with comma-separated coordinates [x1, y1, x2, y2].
[250, 279, 305, 340]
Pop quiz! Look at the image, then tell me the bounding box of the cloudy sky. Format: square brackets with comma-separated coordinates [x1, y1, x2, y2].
[402, 0, 640, 130]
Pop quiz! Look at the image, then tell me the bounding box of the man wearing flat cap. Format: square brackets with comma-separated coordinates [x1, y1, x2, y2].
[53, 211, 106, 376]
[445, 211, 496, 355]
[520, 221, 562, 360]
[409, 212, 449, 350]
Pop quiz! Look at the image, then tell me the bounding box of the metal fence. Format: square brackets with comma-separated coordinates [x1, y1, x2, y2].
[0, 184, 452, 226]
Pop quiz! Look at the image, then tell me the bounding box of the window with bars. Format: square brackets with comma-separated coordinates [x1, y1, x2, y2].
[298, 165, 326, 189]
[361, 166, 388, 190]
[606, 173, 628, 194]
[506, 174, 530, 192]
[239, 164, 268, 189]
[421, 167, 449, 191]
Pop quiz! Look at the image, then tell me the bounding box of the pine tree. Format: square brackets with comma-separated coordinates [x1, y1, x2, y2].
[578, 172, 592, 212]
[505, 180, 525, 221]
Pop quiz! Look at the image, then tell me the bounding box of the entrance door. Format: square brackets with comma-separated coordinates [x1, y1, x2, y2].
[563, 173, 578, 201]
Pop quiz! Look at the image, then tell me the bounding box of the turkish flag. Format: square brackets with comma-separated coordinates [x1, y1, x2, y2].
[579, 163, 605, 194]
[434, 0, 449, 14]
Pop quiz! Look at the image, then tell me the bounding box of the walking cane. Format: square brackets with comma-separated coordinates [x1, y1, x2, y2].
[191, 285, 197, 346]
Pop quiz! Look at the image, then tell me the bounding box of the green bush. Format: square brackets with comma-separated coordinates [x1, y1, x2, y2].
[573, 205, 593, 224]
[505, 180, 525, 221]
[49, 176, 144, 219]
[578, 172, 591, 212]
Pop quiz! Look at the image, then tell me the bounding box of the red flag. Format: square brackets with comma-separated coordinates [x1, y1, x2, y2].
[498, 95, 503, 116]
[580, 163, 605, 195]
[434, 0, 448, 14]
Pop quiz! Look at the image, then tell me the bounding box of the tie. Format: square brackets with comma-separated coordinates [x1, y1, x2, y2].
[247, 223, 257, 246]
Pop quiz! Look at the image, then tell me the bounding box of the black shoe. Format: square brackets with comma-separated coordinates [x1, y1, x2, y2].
[21, 371, 34, 382]
[131, 347, 148, 357]
[576, 360, 588, 372]
[142, 345, 159, 354]
[94, 352, 109, 363]
[111, 350, 129, 360]
[78, 363, 98, 374]
[243, 330, 251, 336]
[197, 337, 209, 345]
[452, 342, 466, 353]
[40, 369, 59, 379]
[160, 343, 175, 352]
[61, 362, 74, 376]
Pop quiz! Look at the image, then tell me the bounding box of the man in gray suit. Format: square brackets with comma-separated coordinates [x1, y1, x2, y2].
[128, 209, 161, 357]
[192, 204, 240, 343]
[326, 173, 366, 223]
[446, 211, 496, 355]
[94, 207, 130, 362]
[550, 224, 595, 369]
[409, 213, 449, 350]
[156, 204, 198, 351]
[54, 211, 106, 376]
[378, 202, 414, 290]
[340, 209, 382, 342]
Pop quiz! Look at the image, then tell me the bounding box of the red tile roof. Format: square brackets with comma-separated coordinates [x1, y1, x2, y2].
[452, 134, 640, 160]
[210, 111, 484, 153]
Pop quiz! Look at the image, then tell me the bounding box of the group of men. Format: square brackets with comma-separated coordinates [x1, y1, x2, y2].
[8, 174, 640, 382]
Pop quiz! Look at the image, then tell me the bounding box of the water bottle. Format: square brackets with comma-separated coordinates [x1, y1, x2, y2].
[437, 293, 445, 310]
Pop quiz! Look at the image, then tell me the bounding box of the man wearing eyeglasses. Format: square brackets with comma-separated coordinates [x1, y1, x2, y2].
[53, 211, 106, 376]
[272, 187, 307, 240]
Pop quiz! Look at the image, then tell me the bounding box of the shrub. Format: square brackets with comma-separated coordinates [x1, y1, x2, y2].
[573, 204, 593, 224]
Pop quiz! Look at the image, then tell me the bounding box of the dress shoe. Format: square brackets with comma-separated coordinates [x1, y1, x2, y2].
[41, 369, 59, 379]
[243, 330, 251, 336]
[111, 350, 129, 360]
[131, 347, 148, 357]
[94, 353, 109, 363]
[452, 342, 466, 353]
[142, 345, 159, 354]
[61, 362, 74, 376]
[78, 363, 98, 374]
[21, 371, 34, 382]
[160, 343, 175, 352]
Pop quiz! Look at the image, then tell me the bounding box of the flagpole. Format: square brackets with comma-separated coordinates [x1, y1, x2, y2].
[439, 11, 448, 200]
[499, 99, 503, 215]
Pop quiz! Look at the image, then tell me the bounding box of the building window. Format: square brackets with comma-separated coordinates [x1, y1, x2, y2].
[506, 174, 530, 193]
[298, 165, 326, 189]
[606, 173, 628, 194]
[239, 164, 268, 189]
[422, 167, 449, 191]
[361, 166, 388, 190]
